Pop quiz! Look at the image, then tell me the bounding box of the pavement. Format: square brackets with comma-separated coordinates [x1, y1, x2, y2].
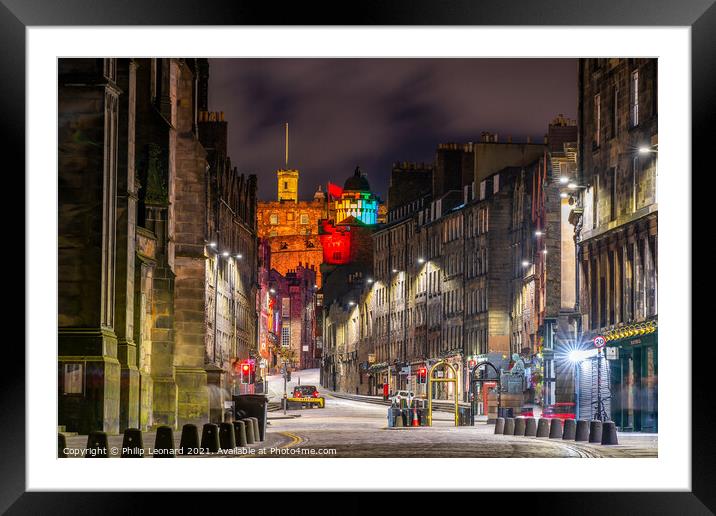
[61, 368, 658, 458]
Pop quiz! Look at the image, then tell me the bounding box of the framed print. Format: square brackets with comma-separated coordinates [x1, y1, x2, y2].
[5, 0, 712, 512]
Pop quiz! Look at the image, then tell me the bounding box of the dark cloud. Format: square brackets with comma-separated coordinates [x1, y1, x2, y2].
[208, 58, 577, 201]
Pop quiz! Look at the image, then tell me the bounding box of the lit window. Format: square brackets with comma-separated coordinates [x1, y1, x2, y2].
[281, 327, 290, 347]
[63, 363, 84, 395]
[300, 214, 309, 224]
[631, 69, 639, 127]
[270, 214, 278, 225]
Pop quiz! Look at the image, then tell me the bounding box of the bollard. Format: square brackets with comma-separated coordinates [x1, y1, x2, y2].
[514, 417, 527, 436]
[562, 419, 577, 440]
[233, 420, 248, 447]
[548, 418, 563, 439]
[86, 431, 109, 458]
[601, 421, 619, 445]
[179, 424, 199, 455]
[525, 418, 538, 437]
[121, 428, 144, 458]
[588, 420, 603, 443]
[200, 423, 220, 453]
[58, 433, 67, 458]
[219, 422, 236, 450]
[536, 418, 551, 438]
[153, 425, 175, 458]
[242, 418, 256, 444]
[503, 417, 515, 435]
[575, 420, 590, 441]
[494, 417, 505, 434]
[251, 417, 263, 442]
[395, 409, 404, 427]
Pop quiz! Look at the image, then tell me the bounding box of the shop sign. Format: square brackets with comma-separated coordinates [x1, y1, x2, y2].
[368, 353, 376, 364]
[606, 347, 619, 360]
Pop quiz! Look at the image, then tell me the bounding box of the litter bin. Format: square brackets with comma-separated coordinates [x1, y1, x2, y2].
[233, 394, 269, 441]
[458, 406, 473, 426]
[497, 407, 514, 419]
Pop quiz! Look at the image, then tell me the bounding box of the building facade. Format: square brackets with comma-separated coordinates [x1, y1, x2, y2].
[58, 58, 259, 434]
[257, 168, 327, 286]
[568, 58, 658, 432]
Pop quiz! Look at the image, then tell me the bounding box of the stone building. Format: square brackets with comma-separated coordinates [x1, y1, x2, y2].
[257, 168, 327, 286]
[58, 58, 259, 434]
[325, 134, 574, 413]
[270, 264, 319, 371]
[319, 168, 379, 390]
[569, 58, 658, 432]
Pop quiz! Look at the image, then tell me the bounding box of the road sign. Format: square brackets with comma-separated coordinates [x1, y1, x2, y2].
[606, 347, 619, 360]
[259, 358, 267, 368]
[593, 335, 606, 348]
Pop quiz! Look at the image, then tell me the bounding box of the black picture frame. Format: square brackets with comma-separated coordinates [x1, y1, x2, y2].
[4, 0, 710, 512]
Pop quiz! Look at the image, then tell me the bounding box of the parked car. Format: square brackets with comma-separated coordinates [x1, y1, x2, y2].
[520, 406, 535, 417]
[289, 385, 325, 408]
[542, 402, 576, 420]
[293, 385, 320, 399]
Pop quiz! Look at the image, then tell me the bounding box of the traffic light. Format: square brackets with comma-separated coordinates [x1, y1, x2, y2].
[417, 367, 427, 384]
[239, 361, 255, 384]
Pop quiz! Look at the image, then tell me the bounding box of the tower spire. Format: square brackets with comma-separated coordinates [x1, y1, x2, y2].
[285, 122, 289, 167]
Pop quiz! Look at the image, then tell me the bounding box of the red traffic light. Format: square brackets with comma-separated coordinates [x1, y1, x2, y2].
[241, 364, 250, 373]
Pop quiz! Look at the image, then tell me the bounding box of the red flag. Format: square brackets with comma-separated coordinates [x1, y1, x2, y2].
[327, 182, 343, 200]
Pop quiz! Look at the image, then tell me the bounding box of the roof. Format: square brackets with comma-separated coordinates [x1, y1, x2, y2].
[343, 166, 371, 192]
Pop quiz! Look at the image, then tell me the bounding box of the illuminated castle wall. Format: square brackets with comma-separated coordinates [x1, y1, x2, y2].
[319, 167, 379, 266]
[332, 167, 379, 225]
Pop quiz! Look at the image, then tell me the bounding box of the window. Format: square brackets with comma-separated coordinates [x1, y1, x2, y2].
[613, 87, 619, 138]
[300, 213, 309, 225]
[594, 94, 601, 147]
[281, 326, 290, 347]
[282, 298, 290, 317]
[63, 363, 84, 395]
[610, 167, 617, 221]
[593, 173, 600, 228]
[283, 181, 288, 190]
[631, 156, 639, 212]
[270, 213, 279, 225]
[287, 212, 294, 221]
[630, 69, 639, 127]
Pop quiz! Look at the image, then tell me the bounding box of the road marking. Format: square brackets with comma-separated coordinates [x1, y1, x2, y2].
[279, 431, 303, 448]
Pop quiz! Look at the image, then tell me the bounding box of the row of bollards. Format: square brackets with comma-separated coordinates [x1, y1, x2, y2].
[59, 418, 263, 458]
[494, 417, 619, 445]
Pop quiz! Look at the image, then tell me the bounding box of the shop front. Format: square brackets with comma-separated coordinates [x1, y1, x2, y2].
[577, 322, 657, 432]
[607, 329, 658, 433]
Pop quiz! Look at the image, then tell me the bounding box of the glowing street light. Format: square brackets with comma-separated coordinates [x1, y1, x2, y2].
[418, 258, 426, 264]
[209, 242, 217, 248]
[235, 253, 243, 259]
[568, 349, 588, 363]
[367, 278, 374, 284]
[392, 268, 398, 274]
[521, 260, 530, 267]
[222, 251, 230, 257]
[560, 192, 569, 199]
[559, 176, 569, 184]
[534, 230, 543, 237]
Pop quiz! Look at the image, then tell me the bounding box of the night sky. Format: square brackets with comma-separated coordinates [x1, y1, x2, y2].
[208, 58, 577, 201]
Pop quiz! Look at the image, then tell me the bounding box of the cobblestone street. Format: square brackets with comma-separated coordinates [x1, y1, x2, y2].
[63, 369, 657, 459]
